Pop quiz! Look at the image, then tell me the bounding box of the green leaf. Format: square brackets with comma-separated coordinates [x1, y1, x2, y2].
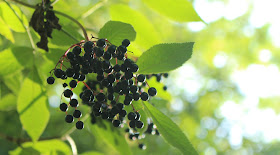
[99, 21, 136, 45]
[0, 3, 27, 32]
[142, 0, 202, 22]
[80, 151, 104, 155]
[0, 17, 14, 43]
[0, 93, 17, 111]
[110, 4, 161, 56]
[90, 120, 132, 155]
[142, 101, 198, 155]
[146, 77, 172, 101]
[0, 47, 33, 77]
[137, 42, 194, 74]
[17, 69, 50, 142]
[9, 139, 72, 155]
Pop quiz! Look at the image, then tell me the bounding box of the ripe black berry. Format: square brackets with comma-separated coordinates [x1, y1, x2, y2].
[140, 92, 149, 101]
[103, 52, 112, 60]
[69, 80, 77, 88]
[107, 45, 116, 53]
[148, 87, 157, 96]
[70, 99, 79, 107]
[128, 112, 136, 120]
[122, 39, 130, 47]
[67, 52, 75, 60]
[163, 86, 167, 91]
[84, 41, 94, 53]
[60, 103, 68, 112]
[66, 68, 75, 77]
[72, 46, 82, 55]
[65, 115, 74, 123]
[73, 110, 82, 118]
[119, 109, 127, 117]
[112, 120, 121, 127]
[47, 77, 55, 84]
[135, 112, 141, 120]
[96, 39, 106, 48]
[62, 83, 68, 88]
[137, 74, 146, 82]
[54, 69, 64, 78]
[113, 64, 121, 72]
[76, 121, 84, 130]
[64, 89, 73, 98]
[136, 120, 144, 128]
[133, 93, 140, 101]
[118, 45, 127, 53]
[129, 120, 136, 128]
[78, 74, 86, 81]
[96, 93, 106, 102]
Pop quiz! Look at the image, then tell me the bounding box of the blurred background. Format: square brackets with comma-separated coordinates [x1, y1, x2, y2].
[1, 0, 280, 154]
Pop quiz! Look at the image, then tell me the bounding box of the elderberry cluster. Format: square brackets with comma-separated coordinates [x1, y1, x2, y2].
[47, 38, 165, 149]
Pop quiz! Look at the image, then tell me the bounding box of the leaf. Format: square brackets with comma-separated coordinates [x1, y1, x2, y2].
[17, 69, 50, 142]
[142, 101, 198, 155]
[146, 76, 172, 101]
[0, 47, 33, 77]
[110, 4, 161, 56]
[80, 151, 104, 155]
[0, 3, 27, 32]
[142, 0, 202, 22]
[90, 119, 132, 155]
[137, 42, 194, 74]
[9, 139, 71, 155]
[99, 21, 136, 45]
[0, 17, 14, 43]
[0, 93, 17, 111]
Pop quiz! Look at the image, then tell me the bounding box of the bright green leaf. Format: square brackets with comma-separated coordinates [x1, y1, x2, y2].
[0, 3, 27, 32]
[80, 151, 104, 155]
[0, 17, 14, 43]
[146, 76, 172, 101]
[0, 47, 33, 77]
[142, 101, 198, 155]
[137, 42, 194, 74]
[142, 0, 202, 22]
[90, 120, 132, 155]
[9, 139, 71, 155]
[2, 71, 23, 95]
[110, 4, 161, 56]
[17, 69, 50, 142]
[99, 21, 136, 45]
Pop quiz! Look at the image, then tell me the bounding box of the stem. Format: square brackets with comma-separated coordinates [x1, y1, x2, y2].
[80, 0, 107, 19]
[4, 0, 36, 50]
[65, 135, 78, 155]
[51, 0, 59, 6]
[61, 28, 80, 42]
[53, 10, 89, 41]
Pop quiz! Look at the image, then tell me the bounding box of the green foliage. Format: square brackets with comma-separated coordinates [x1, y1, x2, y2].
[17, 69, 49, 142]
[98, 21, 136, 45]
[110, 4, 161, 56]
[137, 42, 194, 74]
[90, 120, 132, 155]
[0, 47, 33, 77]
[142, 0, 202, 22]
[0, 3, 27, 32]
[10, 139, 72, 154]
[142, 101, 198, 155]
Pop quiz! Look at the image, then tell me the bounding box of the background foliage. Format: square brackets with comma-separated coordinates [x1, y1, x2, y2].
[0, 0, 279, 154]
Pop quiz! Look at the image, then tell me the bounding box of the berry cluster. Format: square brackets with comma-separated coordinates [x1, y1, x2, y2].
[47, 38, 167, 149]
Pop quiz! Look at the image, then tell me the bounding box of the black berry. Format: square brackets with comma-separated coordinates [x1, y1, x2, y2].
[76, 121, 84, 129]
[47, 77, 55, 84]
[148, 87, 157, 96]
[60, 103, 68, 112]
[65, 115, 74, 123]
[73, 110, 82, 118]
